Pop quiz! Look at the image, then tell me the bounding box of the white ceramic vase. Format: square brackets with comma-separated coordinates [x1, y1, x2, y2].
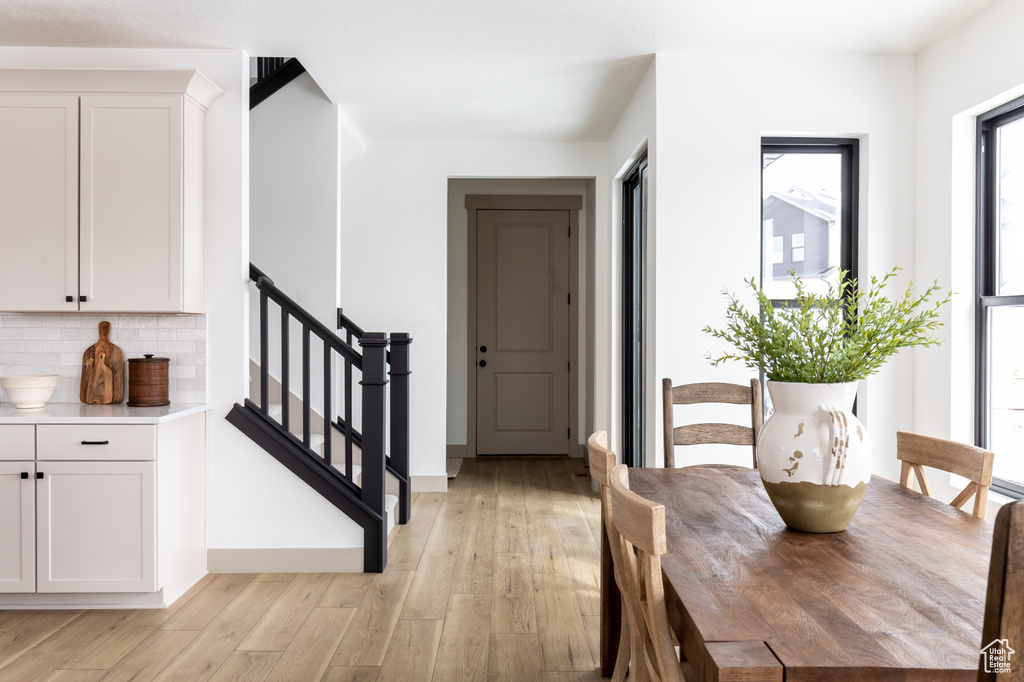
[758, 381, 872, 532]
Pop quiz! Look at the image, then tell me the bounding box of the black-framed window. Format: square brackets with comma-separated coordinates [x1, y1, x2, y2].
[622, 153, 648, 467]
[977, 98, 1024, 498]
[760, 138, 859, 412]
[761, 138, 858, 302]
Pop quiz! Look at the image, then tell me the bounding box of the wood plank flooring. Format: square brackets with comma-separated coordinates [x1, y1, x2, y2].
[0, 456, 604, 682]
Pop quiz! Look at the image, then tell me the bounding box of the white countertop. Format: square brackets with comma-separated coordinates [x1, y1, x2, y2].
[0, 402, 211, 424]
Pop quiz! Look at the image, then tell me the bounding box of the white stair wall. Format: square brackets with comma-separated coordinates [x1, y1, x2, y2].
[253, 360, 403, 497]
[265, 399, 396, 536]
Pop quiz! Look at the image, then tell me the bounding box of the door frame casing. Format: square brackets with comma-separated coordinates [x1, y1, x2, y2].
[466, 194, 582, 457]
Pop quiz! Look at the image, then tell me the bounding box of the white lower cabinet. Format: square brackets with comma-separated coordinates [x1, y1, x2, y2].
[0, 460, 35, 593]
[0, 412, 206, 607]
[37, 460, 156, 593]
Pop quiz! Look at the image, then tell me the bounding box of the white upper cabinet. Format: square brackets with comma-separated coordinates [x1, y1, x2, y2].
[0, 95, 79, 312]
[0, 70, 222, 313]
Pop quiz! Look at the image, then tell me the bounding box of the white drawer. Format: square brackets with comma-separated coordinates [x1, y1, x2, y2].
[37, 425, 156, 461]
[0, 425, 34, 460]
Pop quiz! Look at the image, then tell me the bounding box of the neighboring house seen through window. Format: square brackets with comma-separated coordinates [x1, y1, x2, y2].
[978, 98, 1024, 496]
[761, 138, 857, 301]
[761, 138, 859, 412]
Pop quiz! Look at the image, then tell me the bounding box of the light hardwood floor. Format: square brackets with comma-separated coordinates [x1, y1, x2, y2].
[0, 456, 605, 682]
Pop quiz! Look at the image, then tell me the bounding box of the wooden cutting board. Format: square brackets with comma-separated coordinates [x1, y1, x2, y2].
[80, 321, 125, 404]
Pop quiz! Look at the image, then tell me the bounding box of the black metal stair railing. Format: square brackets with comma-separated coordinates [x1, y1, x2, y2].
[226, 263, 410, 572]
[250, 57, 307, 110]
[337, 309, 412, 525]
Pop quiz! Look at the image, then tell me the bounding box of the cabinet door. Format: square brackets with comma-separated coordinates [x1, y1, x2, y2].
[0, 95, 79, 312]
[0, 462, 36, 593]
[80, 95, 183, 312]
[37, 460, 156, 593]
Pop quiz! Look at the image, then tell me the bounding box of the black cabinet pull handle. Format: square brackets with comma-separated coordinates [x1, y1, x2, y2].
[480, 345, 487, 353]
[81, 440, 109, 445]
[66, 295, 73, 302]
[21, 472, 29, 479]
[37, 472, 44, 479]
[79, 295, 87, 302]
[479, 360, 486, 367]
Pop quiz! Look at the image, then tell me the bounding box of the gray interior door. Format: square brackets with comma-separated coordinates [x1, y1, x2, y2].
[476, 209, 570, 455]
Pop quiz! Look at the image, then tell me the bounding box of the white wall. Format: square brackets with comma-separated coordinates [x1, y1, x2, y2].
[606, 59, 656, 459]
[652, 52, 917, 476]
[446, 177, 593, 453]
[249, 71, 347, 419]
[0, 47, 368, 556]
[915, 0, 1024, 509]
[339, 141, 608, 480]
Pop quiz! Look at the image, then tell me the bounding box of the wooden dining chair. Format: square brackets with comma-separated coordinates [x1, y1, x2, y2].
[587, 431, 632, 682]
[609, 462, 689, 682]
[978, 501, 1022, 680]
[662, 378, 763, 469]
[896, 431, 995, 519]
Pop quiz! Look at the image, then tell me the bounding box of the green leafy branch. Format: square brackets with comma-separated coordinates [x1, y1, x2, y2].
[702, 267, 952, 383]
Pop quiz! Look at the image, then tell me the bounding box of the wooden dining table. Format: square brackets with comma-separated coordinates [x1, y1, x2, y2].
[600, 466, 994, 681]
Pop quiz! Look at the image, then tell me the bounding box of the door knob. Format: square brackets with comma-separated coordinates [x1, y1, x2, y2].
[479, 360, 487, 367]
[480, 346, 487, 353]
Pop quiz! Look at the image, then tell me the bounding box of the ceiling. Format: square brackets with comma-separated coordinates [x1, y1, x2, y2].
[0, 0, 997, 141]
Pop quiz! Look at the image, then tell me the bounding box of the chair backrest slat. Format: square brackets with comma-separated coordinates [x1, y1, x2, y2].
[587, 430, 614, 489]
[673, 381, 754, 405]
[609, 464, 666, 556]
[663, 377, 763, 468]
[979, 501, 1023, 680]
[896, 431, 994, 519]
[675, 423, 755, 447]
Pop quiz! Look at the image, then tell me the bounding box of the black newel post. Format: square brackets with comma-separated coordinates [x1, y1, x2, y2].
[360, 332, 389, 572]
[389, 333, 412, 524]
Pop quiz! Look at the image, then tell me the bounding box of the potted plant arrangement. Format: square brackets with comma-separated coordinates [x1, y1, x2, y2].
[703, 267, 950, 532]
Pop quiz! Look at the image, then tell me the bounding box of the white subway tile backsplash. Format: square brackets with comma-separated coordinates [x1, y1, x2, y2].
[3, 315, 42, 327]
[43, 340, 87, 353]
[23, 353, 62, 365]
[4, 341, 42, 353]
[157, 340, 196, 354]
[0, 313, 206, 404]
[61, 328, 101, 341]
[176, 329, 206, 342]
[139, 329, 177, 341]
[22, 328, 63, 341]
[169, 365, 196, 379]
[160, 316, 195, 329]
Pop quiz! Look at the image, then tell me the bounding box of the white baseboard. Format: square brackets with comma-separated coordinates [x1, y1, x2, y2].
[207, 547, 364, 573]
[413, 474, 448, 492]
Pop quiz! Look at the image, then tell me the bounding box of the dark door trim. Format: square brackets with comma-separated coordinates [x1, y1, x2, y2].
[622, 154, 648, 468]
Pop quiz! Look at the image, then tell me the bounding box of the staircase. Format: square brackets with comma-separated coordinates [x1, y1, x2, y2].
[227, 264, 411, 572]
[250, 57, 307, 110]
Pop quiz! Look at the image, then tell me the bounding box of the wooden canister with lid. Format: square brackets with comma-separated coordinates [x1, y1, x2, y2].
[127, 354, 170, 407]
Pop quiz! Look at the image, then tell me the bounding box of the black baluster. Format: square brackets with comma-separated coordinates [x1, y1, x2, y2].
[260, 289, 269, 413]
[281, 308, 290, 432]
[302, 326, 311, 450]
[323, 342, 332, 466]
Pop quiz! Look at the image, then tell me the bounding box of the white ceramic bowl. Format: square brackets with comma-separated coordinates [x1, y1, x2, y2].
[1, 374, 59, 409]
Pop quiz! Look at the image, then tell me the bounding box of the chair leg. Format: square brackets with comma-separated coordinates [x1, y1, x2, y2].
[629, 625, 654, 682]
[612, 605, 630, 682]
